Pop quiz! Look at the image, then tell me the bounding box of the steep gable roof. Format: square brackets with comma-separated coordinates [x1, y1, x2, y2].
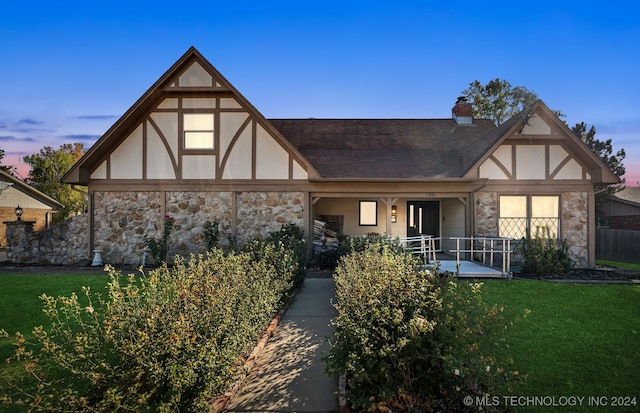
[63, 47, 317, 184]
[269, 118, 496, 179]
[464, 100, 620, 184]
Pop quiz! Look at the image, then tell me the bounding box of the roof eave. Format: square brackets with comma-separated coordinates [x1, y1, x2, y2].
[309, 177, 487, 183]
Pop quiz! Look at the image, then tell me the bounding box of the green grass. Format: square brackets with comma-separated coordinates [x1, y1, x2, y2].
[2, 273, 638, 412]
[0, 272, 110, 362]
[596, 259, 640, 270]
[0, 271, 111, 411]
[483, 279, 640, 412]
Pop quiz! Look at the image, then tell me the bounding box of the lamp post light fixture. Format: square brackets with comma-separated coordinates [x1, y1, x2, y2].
[14, 205, 23, 221]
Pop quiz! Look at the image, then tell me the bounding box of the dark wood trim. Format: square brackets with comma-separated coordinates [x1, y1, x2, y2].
[147, 115, 179, 176]
[218, 115, 252, 179]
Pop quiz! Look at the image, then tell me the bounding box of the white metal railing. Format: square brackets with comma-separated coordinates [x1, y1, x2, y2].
[396, 235, 440, 266]
[395, 235, 514, 277]
[449, 236, 513, 276]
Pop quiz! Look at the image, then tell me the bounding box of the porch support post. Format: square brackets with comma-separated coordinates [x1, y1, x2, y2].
[385, 197, 392, 237]
[588, 191, 596, 267]
[467, 192, 475, 237]
[304, 192, 313, 259]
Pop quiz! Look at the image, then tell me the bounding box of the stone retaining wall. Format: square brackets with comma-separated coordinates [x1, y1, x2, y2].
[4, 214, 90, 265]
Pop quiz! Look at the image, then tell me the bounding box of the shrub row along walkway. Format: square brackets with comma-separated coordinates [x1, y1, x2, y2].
[226, 272, 339, 412]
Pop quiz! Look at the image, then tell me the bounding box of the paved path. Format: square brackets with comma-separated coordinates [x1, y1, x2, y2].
[226, 276, 338, 412]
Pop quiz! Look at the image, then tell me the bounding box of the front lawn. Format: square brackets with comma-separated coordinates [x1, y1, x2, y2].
[0, 273, 110, 364]
[483, 279, 640, 412]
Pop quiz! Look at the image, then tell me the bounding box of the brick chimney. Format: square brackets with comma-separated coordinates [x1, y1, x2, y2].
[452, 96, 473, 125]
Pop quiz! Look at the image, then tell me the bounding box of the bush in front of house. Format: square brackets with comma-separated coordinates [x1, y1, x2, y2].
[325, 243, 520, 412]
[315, 234, 403, 269]
[521, 226, 574, 276]
[1, 239, 301, 412]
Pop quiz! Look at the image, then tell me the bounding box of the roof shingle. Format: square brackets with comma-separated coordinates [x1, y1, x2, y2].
[269, 118, 496, 178]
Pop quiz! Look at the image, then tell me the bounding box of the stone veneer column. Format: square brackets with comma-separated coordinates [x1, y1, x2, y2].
[3, 220, 35, 261]
[561, 192, 589, 268]
[474, 192, 498, 237]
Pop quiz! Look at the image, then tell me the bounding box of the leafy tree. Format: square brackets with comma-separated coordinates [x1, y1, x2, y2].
[23, 143, 86, 223]
[462, 78, 625, 206]
[461, 78, 564, 125]
[0, 149, 16, 175]
[571, 122, 625, 204]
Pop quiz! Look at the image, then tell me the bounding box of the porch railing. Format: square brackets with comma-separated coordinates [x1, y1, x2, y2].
[396, 235, 514, 277]
[396, 235, 440, 266]
[449, 236, 513, 276]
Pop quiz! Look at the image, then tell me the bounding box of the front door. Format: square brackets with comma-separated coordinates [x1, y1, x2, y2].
[407, 201, 440, 237]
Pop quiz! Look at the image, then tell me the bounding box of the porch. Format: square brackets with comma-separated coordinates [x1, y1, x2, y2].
[398, 235, 514, 279]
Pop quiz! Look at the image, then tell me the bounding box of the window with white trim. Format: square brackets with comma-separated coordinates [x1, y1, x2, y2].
[499, 195, 559, 239]
[184, 113, 214, 149]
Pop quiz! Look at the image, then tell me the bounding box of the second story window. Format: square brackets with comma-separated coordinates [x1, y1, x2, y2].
[184, 114, 214, 149]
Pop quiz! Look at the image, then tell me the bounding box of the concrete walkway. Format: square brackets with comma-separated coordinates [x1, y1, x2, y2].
[226, 275, 338, 412]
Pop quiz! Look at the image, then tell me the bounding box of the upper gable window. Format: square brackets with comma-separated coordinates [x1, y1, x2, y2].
[184, 114, 214, 149]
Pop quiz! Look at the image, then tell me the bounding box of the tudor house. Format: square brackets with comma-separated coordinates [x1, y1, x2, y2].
[63, 47, 618, 268]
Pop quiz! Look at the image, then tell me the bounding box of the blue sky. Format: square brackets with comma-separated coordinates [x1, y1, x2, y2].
[1, 1, 638, 185]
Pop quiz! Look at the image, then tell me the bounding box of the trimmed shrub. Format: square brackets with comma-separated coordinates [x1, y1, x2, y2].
[1, 241, 300, 412]
[203, 219, 220, 251]
[314, 234, 404, 269]
[521, 226, 574, 276]
[325, 243, 521, 412]
[144, 215, 175, 265]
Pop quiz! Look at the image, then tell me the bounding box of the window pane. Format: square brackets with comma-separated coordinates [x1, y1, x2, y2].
[499, 196, 527, 239]
[185, 132, 214, 149]
[184, 114, 214, 130]
[532, 196, 559, 238]
[499, 196, 526, 217]
[359, 201, 377, 226]
[531, 196, 558, 217]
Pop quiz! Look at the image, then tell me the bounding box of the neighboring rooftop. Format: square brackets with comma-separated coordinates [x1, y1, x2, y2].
[609, 187, 640, 206]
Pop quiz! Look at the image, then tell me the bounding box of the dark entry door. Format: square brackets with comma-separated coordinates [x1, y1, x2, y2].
[407, 201, 439, 237]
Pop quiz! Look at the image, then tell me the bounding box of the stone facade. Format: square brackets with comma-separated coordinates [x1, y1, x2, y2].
[93, 191, 162, 266]
[91, 191, 304, 266]
[4, 214, 90, 265]
[3, 190, 304, 266]
[236, 192, 304, 243]
[166, 191, 233, 256]
[0, 207, 51, 247]
[561, 191, 588, 268]
[474, 192, 498, 237]
[473, 191, 589, 268]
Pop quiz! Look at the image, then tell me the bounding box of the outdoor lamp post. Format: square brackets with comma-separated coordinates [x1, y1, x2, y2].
[14, 205, 23, 221]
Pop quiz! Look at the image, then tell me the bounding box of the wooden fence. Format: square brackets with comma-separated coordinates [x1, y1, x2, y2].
[596, 229, 640, 264]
